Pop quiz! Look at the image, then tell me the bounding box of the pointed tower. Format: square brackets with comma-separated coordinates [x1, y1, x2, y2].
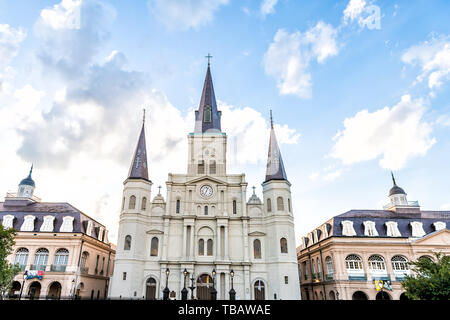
[261, 111, 300, 300]
[18, 165, 35, 198]
[110, 112, 153, 298]
[188, 60, 227, 177]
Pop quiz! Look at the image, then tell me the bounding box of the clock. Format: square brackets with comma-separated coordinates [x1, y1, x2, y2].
[200, 185, 213, 198]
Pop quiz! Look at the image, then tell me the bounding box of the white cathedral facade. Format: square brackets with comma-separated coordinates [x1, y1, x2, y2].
[109, 63, 301, 300]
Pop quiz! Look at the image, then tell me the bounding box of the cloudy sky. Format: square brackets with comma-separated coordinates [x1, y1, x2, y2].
[1, 0, 449, 245]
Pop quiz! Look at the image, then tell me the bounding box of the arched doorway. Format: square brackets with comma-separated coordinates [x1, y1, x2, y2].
[9, 281, 21, 299]
[28, 282, 41, 300]
[399, 292, 410, 300]
[47, 282, 62, 300]
[329, 291, 336, 300]
[352, 291, 368, 300]
[196, 274, 213, 300]
[254, 280, 265, 300]
[75, 282, 84, 299]
[146, 278, 157, 300]
[376, 291, 391, 300]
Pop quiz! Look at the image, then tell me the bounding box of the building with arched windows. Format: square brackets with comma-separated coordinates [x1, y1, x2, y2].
[109, 63, 300, 300]
[0, 167, 116, 300]
[296, 173, 449, 300]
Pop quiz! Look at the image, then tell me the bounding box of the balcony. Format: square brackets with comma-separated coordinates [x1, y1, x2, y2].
[16, 264, 26, 271]
[348, 273, 367, 281]
[325, 273, 333, 281]
[80, 267, 89, 274]
[30, 264, 47, 271]
[50, 265, 67, 272]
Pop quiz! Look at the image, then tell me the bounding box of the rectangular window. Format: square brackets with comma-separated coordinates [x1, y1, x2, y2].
[284, 276, 288, 284]
[209, 160, 216, 174]
[123, 272, 127, 280]
[198, 160, 205, 174]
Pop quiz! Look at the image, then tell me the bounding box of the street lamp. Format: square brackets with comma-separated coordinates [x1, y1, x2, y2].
[19, 271, 28, 300]
[163, 268, 170, 300]
[181, 269, 188, 300]
[189, 276, 195, 300]
[229, 269, 236, 300]
[210, 269, 217, 300]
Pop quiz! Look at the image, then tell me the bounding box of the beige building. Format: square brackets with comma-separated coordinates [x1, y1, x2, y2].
[1, 166, 116, 300]
[297, 173, 449, 300]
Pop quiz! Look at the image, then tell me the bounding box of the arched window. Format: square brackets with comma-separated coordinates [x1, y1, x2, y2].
[80, 252, 89, 269]
[280, 238, 288, 253]
[129, 195, 136, 209]
[150, 237, 159, 256]
[267, 198, 272, 212]
[141, 197, 147, 210]
[14, 248, 29, 268]
[232, 200, 237, 214]
[198, 239, 204, 256]
[288, 198, 291, 212]
[253, 239, 261, 259]
[176, 199, 181, 213]
[391, 255, 409, 272]
[33, 248, 49, 270]
[345, 254, 363, 271]
[124, 235, 132, 250]
[368, 255, 386, 271]
[316, 258, 321, 273]
[122, 197, 125, 210]
[54, 249, 69, 266]
[277, 197, 284, 211]
[326, 256, 333, 276]
[204, 206, 208, 215]
[204, 105, 212, 122]
[207, 239, 213, 256]
[209, 160, 216, 174]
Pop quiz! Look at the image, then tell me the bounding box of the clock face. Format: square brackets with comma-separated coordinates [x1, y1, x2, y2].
[200, 185, 213, 198]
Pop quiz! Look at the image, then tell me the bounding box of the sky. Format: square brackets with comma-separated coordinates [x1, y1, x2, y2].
[0, 0, 449, 245]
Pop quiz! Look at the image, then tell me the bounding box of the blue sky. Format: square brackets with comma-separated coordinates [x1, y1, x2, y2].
[1, 0, 449, 244]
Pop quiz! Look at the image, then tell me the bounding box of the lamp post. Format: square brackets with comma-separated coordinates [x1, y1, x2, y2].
[189, 276, 195, 300]
[163, 268, 170, 300]
[19, 271, 28, 300]
[210, 269, 217, 300]
[229, 269, 236, 300]
[181, 269, 188, 300]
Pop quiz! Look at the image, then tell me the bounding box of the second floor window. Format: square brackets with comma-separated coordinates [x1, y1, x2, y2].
[34, 248, 49, 267]
[151, 237, 159, 256]
[280, 238, 288, 253]
[254, 239, 261, 259]
[124, 235, 132, 250]
[54, 249, 69, 266]
[129, 196, 136, 209]
[14, 248, 29, 267]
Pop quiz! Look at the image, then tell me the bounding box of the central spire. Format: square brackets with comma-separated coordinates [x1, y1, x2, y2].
[194, 59, 222, 133]
[128, 111, 150, 182]
[265, 110, 288, 183]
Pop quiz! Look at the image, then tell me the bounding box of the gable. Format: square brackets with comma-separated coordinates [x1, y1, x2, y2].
[411, 228, 450, 246]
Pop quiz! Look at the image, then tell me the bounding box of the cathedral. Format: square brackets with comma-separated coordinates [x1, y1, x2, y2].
[108, 63, 301, 300]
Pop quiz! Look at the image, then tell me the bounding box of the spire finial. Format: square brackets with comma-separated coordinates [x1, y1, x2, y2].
[270, 109, 274, 129]
[205, 53, 213, 66]
[143, 108, 146, 124]
[29, 164, 33, 177]
[252, 185, 256, 195]
[158, 185, 162, 195]
[391, 171, 397, 186]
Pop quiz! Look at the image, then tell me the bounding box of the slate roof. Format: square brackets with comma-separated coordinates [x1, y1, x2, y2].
[0, 201, 106, 240]
[332, 209, 450, 238]
[194, 65, 222, 133]
[128, 122, 150, 182]
[264, 114, 288, 183]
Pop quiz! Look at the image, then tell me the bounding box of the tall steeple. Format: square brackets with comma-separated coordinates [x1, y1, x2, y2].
[128, 112, 150, 182]
[194, 59, 222, 133]
[389, 171, 406, 196]
[264, 110, 288, 183]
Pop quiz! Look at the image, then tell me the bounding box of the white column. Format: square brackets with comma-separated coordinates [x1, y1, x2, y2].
[225, 272, 230, 300]
[182, 224, 187, 260]
[215, 273, 221, 299]
[243, 220, 249, 262]
[162, 218, 169, 260]
[216, 224, 221, 260]
[241, 185, 247, 216]
[190, 224, 194, 260]
[224, 225, 229, 260]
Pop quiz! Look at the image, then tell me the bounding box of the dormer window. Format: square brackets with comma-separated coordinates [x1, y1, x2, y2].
[363, 221, 378, 236]
[433, 221, 446, 231]
[410, 221, 425, 237]
[86, 220, 93, 236]
[341, 220, 356, 236]
[2, 215, 14, 229]
[40, 215, 55, 232]
[20, 215, 36, 231]
[60, 216, 74, 232]
[204, 105, 212, 122]
[385, 221, 401, 237]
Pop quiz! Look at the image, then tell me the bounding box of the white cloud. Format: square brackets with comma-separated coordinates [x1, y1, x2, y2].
[343, 0, 380, 30]
[263, 22, 339, 98]
[147, 0, 229, 30]
[260, 0, 278, 17]
[0, 24, 26, 68]
[402, 35, 450, 91]
[331, 94, 436, 170]
[39, 0, 82, 30]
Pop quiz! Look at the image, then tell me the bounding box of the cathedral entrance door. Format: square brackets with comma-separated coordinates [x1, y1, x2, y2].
[196, 274, 213, 300]
[254, 280, 265, 300]
[146, 278, 157, 300]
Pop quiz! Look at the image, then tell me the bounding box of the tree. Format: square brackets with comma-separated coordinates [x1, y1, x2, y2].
[402, 252, 450, 300]
[0, 224, 20, 299]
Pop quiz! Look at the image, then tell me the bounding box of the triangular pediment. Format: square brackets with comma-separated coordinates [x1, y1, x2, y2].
[185, 176, 227, 186]
[411, 228, 450, 246]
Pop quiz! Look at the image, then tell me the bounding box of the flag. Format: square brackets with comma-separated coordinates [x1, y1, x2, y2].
[384, 280, 393, 291]
[375, 280, 383, 291]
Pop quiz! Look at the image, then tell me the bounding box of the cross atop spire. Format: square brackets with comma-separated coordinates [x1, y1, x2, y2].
[205, 53, 213, 66]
